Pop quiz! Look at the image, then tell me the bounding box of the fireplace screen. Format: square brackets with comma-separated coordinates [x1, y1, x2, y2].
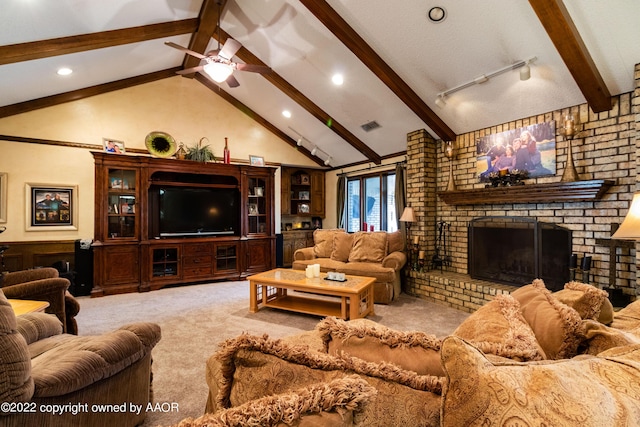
[468, 217, 571, 291]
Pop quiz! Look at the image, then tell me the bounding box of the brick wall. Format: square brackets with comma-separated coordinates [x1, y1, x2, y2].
[404, 63, 640, 312]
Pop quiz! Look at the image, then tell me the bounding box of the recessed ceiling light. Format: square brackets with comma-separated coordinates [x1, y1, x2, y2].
[282, 110, 291, 118]
[57, 67, 73, 76]
[427, 6, 446, 23]
[332, 74, 344, 85]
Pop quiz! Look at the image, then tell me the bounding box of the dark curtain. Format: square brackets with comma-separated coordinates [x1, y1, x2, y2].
[336, 174, 346, 229]
[395, 162, 406, 233]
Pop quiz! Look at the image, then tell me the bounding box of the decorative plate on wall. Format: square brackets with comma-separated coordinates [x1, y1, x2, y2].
[145, 131, 176, 158]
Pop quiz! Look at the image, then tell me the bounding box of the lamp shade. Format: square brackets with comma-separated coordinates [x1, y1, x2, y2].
[399, 207, 415, 223]
[204, 62, 233, 83]
[611, 192, 640, 240]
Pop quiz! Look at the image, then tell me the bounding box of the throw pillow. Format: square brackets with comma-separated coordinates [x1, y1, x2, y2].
[553, 281, 613, 324]
[313, 229, 344, 258]
[511, 279, 584, 359]
[579, 319, 640, 355]
[348, 232, 388, 263]
[317, 317, 445, 376]
[173, 376, 375, 427]
[453, 294, 545, 361]
[610, 299, 640, 338]
[330, 233, 354, 262]
[441, 336, 640, 427]
[386, 230, 405, 253]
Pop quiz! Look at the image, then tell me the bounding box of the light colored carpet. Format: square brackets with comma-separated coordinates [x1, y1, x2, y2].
[75, 280, 470, 427]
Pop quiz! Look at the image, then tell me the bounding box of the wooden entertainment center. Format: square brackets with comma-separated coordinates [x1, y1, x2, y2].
[91, 152, 276, 296]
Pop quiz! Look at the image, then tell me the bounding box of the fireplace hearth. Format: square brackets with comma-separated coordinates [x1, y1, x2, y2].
[468, 217, 571, 291]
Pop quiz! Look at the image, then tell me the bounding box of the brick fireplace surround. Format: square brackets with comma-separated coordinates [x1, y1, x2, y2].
[404, 63, 640, 313]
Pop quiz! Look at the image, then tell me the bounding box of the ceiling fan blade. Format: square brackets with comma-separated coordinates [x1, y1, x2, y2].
[176, 65, 205, 75]
[235, 63, 271, 74]
[226, 74, 240, 88]
[165, 41, 206, 60]
[218, 38, 242, 60]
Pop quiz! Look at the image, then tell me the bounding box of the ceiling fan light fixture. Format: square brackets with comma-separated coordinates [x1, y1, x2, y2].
[204, 62, 233, 83]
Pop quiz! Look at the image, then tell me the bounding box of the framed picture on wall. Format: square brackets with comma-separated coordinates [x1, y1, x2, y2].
[25, 183, 78, 231]
[0, 172, 7, 223]
[249, 155, 265, 166]
[103, 138, 125, 154]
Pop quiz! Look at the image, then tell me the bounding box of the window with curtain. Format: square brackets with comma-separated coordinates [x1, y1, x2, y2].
[346, 171, 397, 233]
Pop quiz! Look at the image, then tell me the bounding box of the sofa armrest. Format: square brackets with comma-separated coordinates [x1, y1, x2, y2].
[1, 278, 69, 300]
[0, 268, 59, 287]
[294, 247, 316, 261]
[382, 251, 407, 271]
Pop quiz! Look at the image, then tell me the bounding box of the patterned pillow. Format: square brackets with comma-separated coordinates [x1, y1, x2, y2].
[348, 232, 388, 263]
[453, 294, 545, 361]
[511, 279, 584, 359]
[441, 336, 640, 427]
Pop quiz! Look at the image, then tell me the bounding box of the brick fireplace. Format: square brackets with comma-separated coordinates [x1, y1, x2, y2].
[403, 63, 640, 313]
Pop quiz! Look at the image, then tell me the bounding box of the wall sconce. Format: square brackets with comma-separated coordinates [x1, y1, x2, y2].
[560, 113, 582, 182]
[444, 141, 456, 191]
[435, 56, 536, 108]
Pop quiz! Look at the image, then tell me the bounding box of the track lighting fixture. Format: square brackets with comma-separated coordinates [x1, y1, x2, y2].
[324, 157, 331, 166]
[311, 147, 318, 156]
[434, 56, 537, 107]
[297, 138, 303, 146]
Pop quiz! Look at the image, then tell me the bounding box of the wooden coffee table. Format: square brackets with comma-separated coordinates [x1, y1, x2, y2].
[8, 299, 50, 316]
[248, 268, 375, 320]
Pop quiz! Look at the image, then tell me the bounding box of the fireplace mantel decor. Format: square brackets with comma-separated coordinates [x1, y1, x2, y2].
[437, 179, 614, 206]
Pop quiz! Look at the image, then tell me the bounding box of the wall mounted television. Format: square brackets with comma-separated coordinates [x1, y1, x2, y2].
[153, 186, 240, 238]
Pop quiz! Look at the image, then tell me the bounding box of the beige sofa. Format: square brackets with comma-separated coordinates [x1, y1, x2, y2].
[292, 229, 407, 304]
[174, 279, 640, 427]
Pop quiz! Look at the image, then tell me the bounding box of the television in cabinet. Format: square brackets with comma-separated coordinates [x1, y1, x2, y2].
[91, 152, 275, 296]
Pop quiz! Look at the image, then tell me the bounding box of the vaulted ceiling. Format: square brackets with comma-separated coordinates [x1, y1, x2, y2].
[1, 1, 639, 168]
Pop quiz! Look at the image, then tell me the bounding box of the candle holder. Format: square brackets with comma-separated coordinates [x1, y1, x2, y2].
[444, 141, 457, 191]
[560, 113, 582, 182]
[412, 243, 420, 271]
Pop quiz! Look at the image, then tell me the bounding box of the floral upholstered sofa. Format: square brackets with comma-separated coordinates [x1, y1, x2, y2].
[292, 229, 406, 304]
[172, 280, 640, 427]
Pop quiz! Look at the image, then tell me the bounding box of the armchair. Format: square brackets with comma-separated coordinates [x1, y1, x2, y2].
[0, 267, 80, 334]
[0, 289, 161, 427]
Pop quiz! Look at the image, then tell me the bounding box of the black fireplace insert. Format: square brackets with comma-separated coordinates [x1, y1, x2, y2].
[468, 217, 571, 291]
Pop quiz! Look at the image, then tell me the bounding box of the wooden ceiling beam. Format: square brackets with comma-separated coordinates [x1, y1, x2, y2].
[195, 73, 325, 167]
[299, 0, 456, 142]
[0, 68, 180, 119]
[214, 29, 382, 165]
[0, 20, 198, 66]
[183, 0, 226, 73]
[529, 0, 611, 112]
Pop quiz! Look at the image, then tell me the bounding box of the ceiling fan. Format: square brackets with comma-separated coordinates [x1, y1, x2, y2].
[165, 2, 270, 87]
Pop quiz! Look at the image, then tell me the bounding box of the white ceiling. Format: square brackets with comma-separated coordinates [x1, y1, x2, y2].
[1, 0, 639, 167]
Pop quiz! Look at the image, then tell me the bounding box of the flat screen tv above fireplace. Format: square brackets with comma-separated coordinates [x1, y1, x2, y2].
[153, 186, 240, 238]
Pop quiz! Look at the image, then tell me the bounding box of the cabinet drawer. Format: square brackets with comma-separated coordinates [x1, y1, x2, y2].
[183, 255, 213, 267]
[183, 243, 212, 256]
[183, 266, 213, 277]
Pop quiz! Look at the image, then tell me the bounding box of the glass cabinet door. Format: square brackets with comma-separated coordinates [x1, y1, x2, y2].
[107, 169, 137, 239]
[247, 177, 267, 235]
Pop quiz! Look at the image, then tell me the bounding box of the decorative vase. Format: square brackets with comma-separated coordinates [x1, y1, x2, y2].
[175, 143, 187, 160]
[223, 137, 230, 164]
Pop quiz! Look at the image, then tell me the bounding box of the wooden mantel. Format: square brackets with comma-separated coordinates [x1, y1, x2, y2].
[437, 179, 615, 206]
